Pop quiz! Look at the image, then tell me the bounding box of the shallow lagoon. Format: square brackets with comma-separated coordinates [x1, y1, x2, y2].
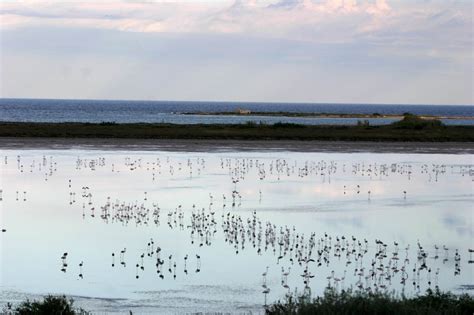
[0, 148, 473, 313]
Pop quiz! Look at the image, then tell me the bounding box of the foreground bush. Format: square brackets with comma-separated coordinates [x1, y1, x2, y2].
[2, 295, 89, 315]
[266, 288, 474, 315]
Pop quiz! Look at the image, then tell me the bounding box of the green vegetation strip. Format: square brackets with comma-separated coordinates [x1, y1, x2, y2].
[2, 289, 473, 314]
[0, 115, 473, 142]
[266, 288, 474, 315]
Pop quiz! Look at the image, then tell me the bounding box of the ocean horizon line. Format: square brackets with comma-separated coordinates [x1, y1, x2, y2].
[1, 97, 472, 107]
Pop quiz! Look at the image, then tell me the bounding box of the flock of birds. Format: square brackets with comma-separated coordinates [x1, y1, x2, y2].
[1, 153, 473, 307]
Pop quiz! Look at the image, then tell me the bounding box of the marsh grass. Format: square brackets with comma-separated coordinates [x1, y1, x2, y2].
[0, 114, 472, 141]
[2, 289, 473, 314]
[266, 288, 474, 315]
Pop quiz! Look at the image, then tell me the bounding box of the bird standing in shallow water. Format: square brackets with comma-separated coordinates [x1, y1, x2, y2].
[196, 254, 201, 273]
[79, 261, 84, 279]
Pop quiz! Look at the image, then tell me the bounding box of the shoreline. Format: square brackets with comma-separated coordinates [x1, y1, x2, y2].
[1, 137, 473, 154]
[181, 111, 474, 120]
[0, 122, 473, 143]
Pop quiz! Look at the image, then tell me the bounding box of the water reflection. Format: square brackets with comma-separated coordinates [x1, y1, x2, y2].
[0, 150, 473, 313]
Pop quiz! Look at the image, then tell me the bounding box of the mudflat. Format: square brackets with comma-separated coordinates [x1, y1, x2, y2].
[1, 137, 473, 154]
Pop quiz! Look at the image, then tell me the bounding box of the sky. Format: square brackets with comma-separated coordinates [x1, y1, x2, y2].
[0, 0, 472, 105]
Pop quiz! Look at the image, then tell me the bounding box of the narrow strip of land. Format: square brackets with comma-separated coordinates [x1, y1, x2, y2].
[0, 121, 473, 142]
[182, 111, 474, 120]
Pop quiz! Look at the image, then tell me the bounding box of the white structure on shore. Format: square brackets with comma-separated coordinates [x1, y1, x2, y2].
[236, 108, 251, 114]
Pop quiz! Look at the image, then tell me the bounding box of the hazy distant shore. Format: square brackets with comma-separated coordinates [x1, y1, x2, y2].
[182, 111, 474, 120]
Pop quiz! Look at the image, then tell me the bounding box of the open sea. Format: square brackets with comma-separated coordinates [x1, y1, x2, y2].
[1, 98, 473, 125]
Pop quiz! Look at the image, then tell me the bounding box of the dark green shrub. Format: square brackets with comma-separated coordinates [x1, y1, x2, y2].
[266, 288, 474, 315]
[4, 295, 89, 315]
[392, 113, 444, 130]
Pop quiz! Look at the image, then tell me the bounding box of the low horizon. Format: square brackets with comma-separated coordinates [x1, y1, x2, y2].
[1, 97, 473, 107]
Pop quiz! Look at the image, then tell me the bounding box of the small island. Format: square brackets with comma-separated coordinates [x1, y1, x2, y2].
[181, 109, 474, 121]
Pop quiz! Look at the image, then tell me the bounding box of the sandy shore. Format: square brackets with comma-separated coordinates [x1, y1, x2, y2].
[0, 137, 473, 154]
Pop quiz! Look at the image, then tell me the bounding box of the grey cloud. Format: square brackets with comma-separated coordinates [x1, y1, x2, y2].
[1, 26, 471, 104]
[0, 1, 472, 104]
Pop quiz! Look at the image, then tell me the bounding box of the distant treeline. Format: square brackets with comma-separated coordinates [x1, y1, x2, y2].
[0, 114, 473, 142]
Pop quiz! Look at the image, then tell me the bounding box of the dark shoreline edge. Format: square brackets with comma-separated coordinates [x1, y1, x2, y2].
[0, 121, 473, 140]
[1, 138, 473, 154]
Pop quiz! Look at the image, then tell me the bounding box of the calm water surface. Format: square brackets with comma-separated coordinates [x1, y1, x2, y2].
[1, 99, 473, 125]
[0, 149, 473, 313]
